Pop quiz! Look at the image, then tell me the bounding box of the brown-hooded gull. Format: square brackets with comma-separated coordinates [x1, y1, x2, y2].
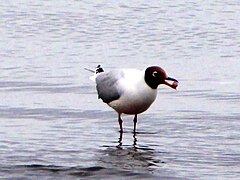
[89, 65, 178, 133]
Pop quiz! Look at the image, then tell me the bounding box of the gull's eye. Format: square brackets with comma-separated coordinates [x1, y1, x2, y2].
[152, 71, 158, 77]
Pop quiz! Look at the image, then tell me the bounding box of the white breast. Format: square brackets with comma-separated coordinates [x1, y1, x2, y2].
[108, 69, 157, 114]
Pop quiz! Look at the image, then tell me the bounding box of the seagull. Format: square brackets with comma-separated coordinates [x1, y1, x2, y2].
[88, 65, 178, 133]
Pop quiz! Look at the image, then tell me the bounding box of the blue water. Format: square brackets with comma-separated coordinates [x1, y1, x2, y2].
[0, 0, 240, 179]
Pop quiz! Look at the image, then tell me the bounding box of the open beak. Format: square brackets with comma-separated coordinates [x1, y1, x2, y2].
[164, 77, 179, 89]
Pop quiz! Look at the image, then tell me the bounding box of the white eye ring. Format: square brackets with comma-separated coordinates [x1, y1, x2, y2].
[152, 71, 158, 77]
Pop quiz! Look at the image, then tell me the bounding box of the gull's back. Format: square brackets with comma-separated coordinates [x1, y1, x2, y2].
[96, 69, 124, 104]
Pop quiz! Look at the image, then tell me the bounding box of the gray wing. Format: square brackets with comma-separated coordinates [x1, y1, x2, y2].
[96, 70, 124, 103]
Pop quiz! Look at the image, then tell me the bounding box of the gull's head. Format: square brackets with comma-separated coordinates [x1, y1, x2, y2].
[145, 66, 179, 89]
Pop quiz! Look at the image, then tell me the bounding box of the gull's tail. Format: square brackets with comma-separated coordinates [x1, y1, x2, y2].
[95, 65, 104, 74]
[84, 65, 104, 81]
[84, 65, 104, 74]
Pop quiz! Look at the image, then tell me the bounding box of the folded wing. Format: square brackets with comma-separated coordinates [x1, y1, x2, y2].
[96, 70, 124, 103]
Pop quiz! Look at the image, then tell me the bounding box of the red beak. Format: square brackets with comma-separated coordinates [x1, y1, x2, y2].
[164, 77, 179, 89]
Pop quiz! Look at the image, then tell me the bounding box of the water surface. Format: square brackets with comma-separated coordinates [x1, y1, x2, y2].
[0, 0, 240, 179]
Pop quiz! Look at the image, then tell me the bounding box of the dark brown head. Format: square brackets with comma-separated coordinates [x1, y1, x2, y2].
[144, 66, 178, 89]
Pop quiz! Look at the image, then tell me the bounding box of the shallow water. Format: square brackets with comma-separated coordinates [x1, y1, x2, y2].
[0, 0, 240, 179]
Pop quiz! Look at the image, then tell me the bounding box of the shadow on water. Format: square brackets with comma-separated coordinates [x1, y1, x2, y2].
[1, 164, 106, 179]
[1, 133, 162, 179]
[97, 132, 165, 178]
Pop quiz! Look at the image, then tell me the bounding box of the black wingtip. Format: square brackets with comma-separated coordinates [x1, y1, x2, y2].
[96, 65, 104, 74]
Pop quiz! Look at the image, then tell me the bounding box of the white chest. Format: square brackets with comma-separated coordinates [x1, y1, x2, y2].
[108, 70, 157, 114]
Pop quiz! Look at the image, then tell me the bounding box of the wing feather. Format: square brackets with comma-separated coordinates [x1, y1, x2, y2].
[96, 70, 124, 103]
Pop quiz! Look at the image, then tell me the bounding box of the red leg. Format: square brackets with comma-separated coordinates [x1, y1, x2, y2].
[118, 113, 123, 133]
[133, 114, 137, 133]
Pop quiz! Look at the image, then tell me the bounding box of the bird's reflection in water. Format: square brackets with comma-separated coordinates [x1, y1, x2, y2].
[98, 132, 162, 174]
[117, 132, 137, 149]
